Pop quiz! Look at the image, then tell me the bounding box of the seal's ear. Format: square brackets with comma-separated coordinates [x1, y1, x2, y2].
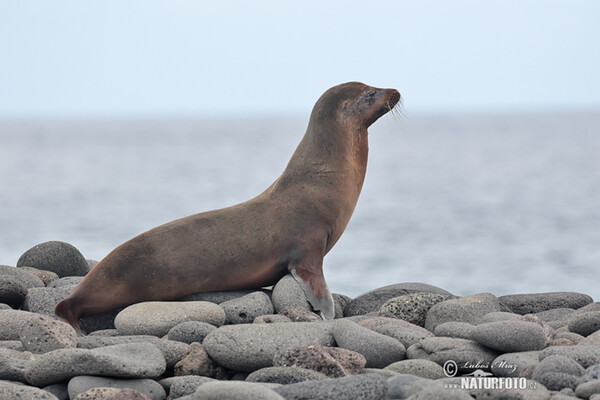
[290, 259, 335, 320]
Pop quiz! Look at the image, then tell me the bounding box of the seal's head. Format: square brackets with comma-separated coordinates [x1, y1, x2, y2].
[310, 82, 401, 130]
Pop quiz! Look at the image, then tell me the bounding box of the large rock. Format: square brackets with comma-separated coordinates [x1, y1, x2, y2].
[174, 343, 216, 377]
[0, 309, 38, 340]
[344, 282, 453, 317]
[384, 359, 445, 379]
[424, 293, 502, 332]
[161, 376, 214, 399]
[203, 322, 334, 372]
[0, 347, 36, 382]
[498, 292, 593, 315]
[272, 274, 313, 314]
[470, 320, 548, 352]
[167, 321, 216, 344]
[379, 293, 449, 326]
[246, 366, 329, 384]
[20, 314, 77, 353]
[191, 381, 284, 400]
[220, 291, 274, 324]
[532, 354, 584, 391]
[67, 376, 166, 400]
[115, 301, 226, 336]
[25, 342, 166, 386]
[0, 265, 45, 288]
[491, 351, 540, 377]
[18, 266, 59, 286]
[568, 311, 600, 336]
[17, 241, 90, 277]
[73, 387, 151, 400]
[273, 374, 387, 400]
[539, 346, 600, 368]
[273, 345, 366, 377]
[178, 289, 271, 304]
[0, 380, 59, 399]
[0, 274, 28, 308]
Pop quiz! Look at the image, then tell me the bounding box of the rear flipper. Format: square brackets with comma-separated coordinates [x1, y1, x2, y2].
[290, 259, 335, 320]
[55, 298, 84, 334]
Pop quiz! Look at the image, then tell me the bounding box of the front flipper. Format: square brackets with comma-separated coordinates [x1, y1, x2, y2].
[290, 258, 335, 320]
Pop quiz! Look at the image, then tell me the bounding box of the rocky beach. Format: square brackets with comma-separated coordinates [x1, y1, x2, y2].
[2, 241, 600, 399]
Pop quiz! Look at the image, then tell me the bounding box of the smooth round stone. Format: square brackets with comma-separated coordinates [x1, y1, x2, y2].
[47, 276, 84, 288]
[498, 292, 593, 315]
[424, 293, 502, 332]
[478, 311, 522, 324]
[406, 337, 499, 374]
[579, 364, 600, 384]
[555, 331, 585, 344]
[278, 307, 321, 322]
[0, 309, 37, 340]
[491, 351, 540, 377]
[0, 380, 59, 399]
[434, 322, 475, 339]
[220, 291, 274, 324]
[384, 359, 445, 379]
[373, 324, 434, 348]
[203, 322, 334, 372]
[26, 342, 166, 387]
[470, 320, 548, 352]
[73, 387, 151, 400]
[532, 355, 585, 391]
[115, 301, 226, 336]
[77, 335, 189, 369]
[192, 381, 284, 400]
[0, 265, 45, 288]
[0, 340, 24, 351]
[18, 267, 59, 286]
[333, 319, 406, 368]
[43, 383, 69, 400]
[168, 321, 216, 344]
[579, 331, 600, 346]
[535, 308, 575, 323]
[162, 375, 214, 399]
[332, 293, 352, 319]
[174, 343, 215, 377]
[379, 293, 449, 327]
[274, 374, 387, 400]
[344, 282, 453, 317]
[273, 345, 366, 377]
[0, 347, 36, 381]
[271, 274, 313, 314]
[254, 314, 292, 324]
[17, 241, 90, 277]
[540, 346, 600, 368]
[0, 274, 28, 308]
[20, 314, 77, 353]
[569, 311, 600, 336]
[386, 374, 431, 399]
[178, 289, 270, 304]
[576, 380, 600, 399]
[68, 376, 166, 400]
[246, 366, 329, 384]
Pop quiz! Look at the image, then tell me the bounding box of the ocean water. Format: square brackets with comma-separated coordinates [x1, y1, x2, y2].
[1, 112, 599, 299]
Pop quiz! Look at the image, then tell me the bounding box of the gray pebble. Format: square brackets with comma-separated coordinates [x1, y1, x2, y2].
[25, 342, 166, 386]
[386, 374, 431, 399]
[163, 375, 215, 399]
[220, 291, 274, 324]
[379, 292, 449, 326]
[569, 311, 600, 336]
[168, 321, 216, 344]
[178, 289, 270, 304]
[540, 346, 600, 368]
[425, 293, 502, 332]
[17, 241, 90, 277]
[0, 309, 37, 340]
[576, 379, 600, 399]
[491, 351, 540, 377]
[536, 307, 575, 323]
[19, 314, 77, 353]
[555, 331, 585, 344]
[114, 301, 226, 336]
[532, 354, 584, 390]
[333, 319, 406, 368]
[384, 359, 445, 379]
[0, 274, 28, 308]
[274, 373, 387, 400]
[73, 387, 151, 399]
[272, 274, 313, 314]
[67, 375, 166, 400]
[47, 276, 84, 288]
[246, 366, 329, 384]
[0, 347, 35, 382]
[0, 265, 45, 288]
[498, 292, 593, 315]
[470, 320, 548, 352]
[332, 293, 352, 319]
[203, 321, 334, 372]
[344, 282, 453, 317]
[434, 322, 475, 339]
[253, 314, 292, 324]
[43, 383, 69, 400]
[0, 380, 59, 400]
[374, 324, 434, 348]
[478, 311, 522, 324]
[191, 381, 284, 400]
[273, 344, 366, 377]
[18, 267, 60, 286]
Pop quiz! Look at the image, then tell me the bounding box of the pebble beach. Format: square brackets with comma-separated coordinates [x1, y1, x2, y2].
[2, 241, 600, 399]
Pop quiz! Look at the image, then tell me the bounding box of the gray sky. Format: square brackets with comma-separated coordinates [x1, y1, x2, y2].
[1, 1, 599, 117]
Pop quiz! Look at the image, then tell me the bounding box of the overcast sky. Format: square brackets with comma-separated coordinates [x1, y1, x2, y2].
[1, 1, 599, 117]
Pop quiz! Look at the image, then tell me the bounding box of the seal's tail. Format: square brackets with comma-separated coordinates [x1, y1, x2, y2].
[55, 298, 83, 334]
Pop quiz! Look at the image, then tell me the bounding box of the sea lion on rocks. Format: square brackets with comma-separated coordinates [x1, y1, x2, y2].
[55, 82, 401, 331]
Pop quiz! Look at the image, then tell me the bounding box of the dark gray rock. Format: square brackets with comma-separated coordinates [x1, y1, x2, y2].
[191, 381, 284, 400]
[491, 351, 540, 377]
[384, 359, 445, 379]
[273, 373, 387, 400]
[47, 276, 84, 288]
[0, 274, 28, 308]
[0, 380, 59, 399]
[499, 292, 593, 315]
[272, 274, 313, 314]
[344, 282, 453, 317]
[406, 337, 499, 374]
[386, 374, 431, 399]
[273, 345, 366, 377]
[43, 383, 69, 400]
[246, 366, 329, 384]
[77, 335, 189, 369]
[434, 322, 475, 339]
[25, 342, 166, 386]
[424, 293, 502, 332]
[167, 321, 217, 344]
[555, 331, 585, 344]
[536, 308, 575, 323]
[161, 376, 214, 399]
[114, 301, 226, 336]
[18, 267, 60, 286]
[332, 293, 352, 319]
[0, 265, 45, 288]
[17, 241, 90, 277]
[332, 319, 406, 368]
[576, 379, 600, 399]
[204, 321, 335, 372]
[67, 376, 166, 400]
[580, 364, 600, 385]
[220, 291, 274, 324]
[19, 314, 77, 353]
[569, 311, 600, 336]
[470, 320, 548, 352]
[532, 355, 584, 391]
[0, 347, 35, 381]
[178, 289, 271, 304]
[540, 346, 600, 368]
[378, 292, 449, 327]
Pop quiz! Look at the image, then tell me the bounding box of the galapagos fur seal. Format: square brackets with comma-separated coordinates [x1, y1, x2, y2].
[55, 82, 401, 331]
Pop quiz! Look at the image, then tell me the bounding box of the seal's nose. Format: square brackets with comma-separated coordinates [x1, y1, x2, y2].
[387, 89, 401, 106]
